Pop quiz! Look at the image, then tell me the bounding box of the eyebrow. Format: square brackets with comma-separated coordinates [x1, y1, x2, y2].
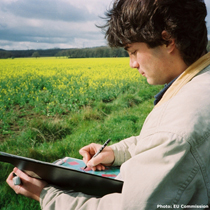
[124, 46, 131, 52]
[124, 46, 128, 51]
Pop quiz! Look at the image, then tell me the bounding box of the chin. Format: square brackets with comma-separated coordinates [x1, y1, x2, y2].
[147, 80, 163, 86]
[147, 77, 166, 85]
[147, 79, 156, 85]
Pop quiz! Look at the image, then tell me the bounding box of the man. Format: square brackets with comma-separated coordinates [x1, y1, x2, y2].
[6, 0, 210, 209]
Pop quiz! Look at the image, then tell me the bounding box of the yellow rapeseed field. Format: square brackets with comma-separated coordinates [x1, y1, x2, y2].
[0, 57, 145, 118]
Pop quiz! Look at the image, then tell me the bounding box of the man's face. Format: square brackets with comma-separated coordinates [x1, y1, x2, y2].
[126, 42, 181, 85]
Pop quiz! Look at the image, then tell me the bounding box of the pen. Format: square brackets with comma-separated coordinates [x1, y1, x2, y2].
[84, 139, 111, 170]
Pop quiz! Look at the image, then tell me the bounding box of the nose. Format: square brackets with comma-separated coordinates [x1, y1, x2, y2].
[129, 58, 139, 69]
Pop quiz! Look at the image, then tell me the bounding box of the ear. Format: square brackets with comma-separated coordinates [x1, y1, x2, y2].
[161, 30, 176, 53]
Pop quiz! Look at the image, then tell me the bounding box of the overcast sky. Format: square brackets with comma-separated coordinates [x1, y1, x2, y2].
[0, 0, 210, 50]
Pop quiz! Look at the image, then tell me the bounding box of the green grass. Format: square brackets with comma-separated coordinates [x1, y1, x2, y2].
[0, 97, 160, 209]
[0, 57, 162, 209]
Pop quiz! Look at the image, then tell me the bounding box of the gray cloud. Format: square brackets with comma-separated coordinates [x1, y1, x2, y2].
[0, 20, 103, 49]
[1, 0, 96, 22]
[205, 0, 210, 26]
[0, 0, 111, 50]
[0, 0, 209, 50]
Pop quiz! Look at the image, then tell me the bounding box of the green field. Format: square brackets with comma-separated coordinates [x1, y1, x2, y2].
[0, 57, 162, 209]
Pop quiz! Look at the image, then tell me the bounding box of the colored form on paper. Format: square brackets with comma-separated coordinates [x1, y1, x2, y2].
[54, 157, 120, 179]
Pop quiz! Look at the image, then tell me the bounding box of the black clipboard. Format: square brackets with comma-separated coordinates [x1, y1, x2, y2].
[0, 152, 123, 197]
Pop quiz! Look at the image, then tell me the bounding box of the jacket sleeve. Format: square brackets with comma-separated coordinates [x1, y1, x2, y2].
[40, 186, 123, 210]
[109, 136, 138, 166]
[40, 131, 201, 210]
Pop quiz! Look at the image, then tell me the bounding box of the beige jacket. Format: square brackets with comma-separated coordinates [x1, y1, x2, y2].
[40, 53, 210, 210]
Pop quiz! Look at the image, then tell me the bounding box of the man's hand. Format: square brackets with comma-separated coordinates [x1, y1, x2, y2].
[6, 167, 48, 202]
[79, 143, 115, 171]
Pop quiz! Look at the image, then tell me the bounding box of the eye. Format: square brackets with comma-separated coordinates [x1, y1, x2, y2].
[131, 50, 137, 55]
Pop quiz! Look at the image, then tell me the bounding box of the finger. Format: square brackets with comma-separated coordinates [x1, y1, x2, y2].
[87, 154, 103, 167]
[13, 167, 29, 181]
[100, 165, 106, 171]
[79, 143, 100, 163]
[79, 147, 91, 163]
[96, 164, 106, 171]
[6, 171, 15, 187]
[96, 164, 102, 171]
[6, 171, 22, 194]
[97, 164, 103, 171]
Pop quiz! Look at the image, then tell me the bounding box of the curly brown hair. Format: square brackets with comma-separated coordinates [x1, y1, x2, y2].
[100, 0, 208, 66]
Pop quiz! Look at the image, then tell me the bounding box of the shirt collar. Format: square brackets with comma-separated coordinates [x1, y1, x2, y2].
[154, 77, 177, 105]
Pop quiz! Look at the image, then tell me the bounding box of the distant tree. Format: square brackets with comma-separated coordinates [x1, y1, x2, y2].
[32, 51, 40, 58]
[207, 41, 210, 52]
[55, 50, 67, 58]
[0, 51, 12, 59]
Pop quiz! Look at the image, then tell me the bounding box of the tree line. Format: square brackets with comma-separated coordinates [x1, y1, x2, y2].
[0, 46, 128, 59]
[56, 46, 128, 58]
[1, 41, 210, 59]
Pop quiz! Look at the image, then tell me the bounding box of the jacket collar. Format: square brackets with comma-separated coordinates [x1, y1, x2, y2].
[154, 77, 177, 105]
[155, 52, 210, 107]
